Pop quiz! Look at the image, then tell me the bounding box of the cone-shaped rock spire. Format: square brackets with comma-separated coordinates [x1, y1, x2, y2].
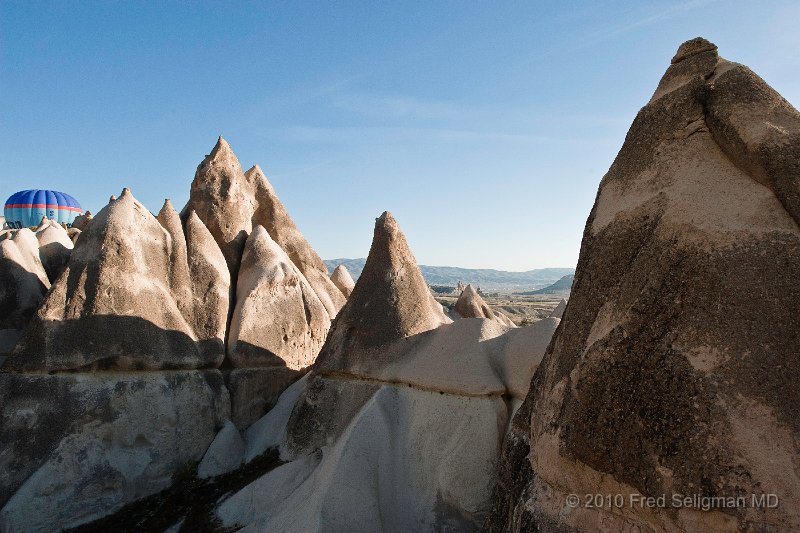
[228, 226, 330, 369]
[330, 264, 355, 298]
[488, 38, 800, 532]
[248, 164, 346, 317]
[6, 189, 228, 371]
[315, 211, 450, 372]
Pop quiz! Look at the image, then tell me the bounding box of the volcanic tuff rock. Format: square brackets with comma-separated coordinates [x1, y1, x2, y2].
[183, 139, 345, 317]
[330, 264, 355, 298]
[5, 188, 229, 371]
[488, 38, 800, 532]
[210, 211, 560, 531]
[34, 218, 74, 282]
[71, 210, 92, 230]
[315, 211, 451, 374]
[453, 284, 516, 327]
[548, 297, 567, 319]
[246, 164, 346, 317]
[0, 370, 229, 531]
[227, 226, 330, 370]
[0, 229, 50, 355]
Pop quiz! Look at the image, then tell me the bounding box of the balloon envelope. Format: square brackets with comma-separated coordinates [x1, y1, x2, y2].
[4, 190, 83, 228]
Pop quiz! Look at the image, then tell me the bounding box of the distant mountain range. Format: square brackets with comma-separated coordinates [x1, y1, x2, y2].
[324, 258, 575, 291]
[519, 274, 575, 294]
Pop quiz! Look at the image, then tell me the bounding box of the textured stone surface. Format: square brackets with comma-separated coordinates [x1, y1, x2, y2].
[34, 218, 73, 282]
[488, 38, 800, 532]
[315, 212, 451, 374]
[182, 139, 345, 318]
[228, 226, 330, 369]
[330, 264, 355, 298]
[5, 189, 229, 371]
[0, 229, 50, 338]
[225, 366, 304, 430]
[198, 420, 245, 479]
[0, 370, 229, 531]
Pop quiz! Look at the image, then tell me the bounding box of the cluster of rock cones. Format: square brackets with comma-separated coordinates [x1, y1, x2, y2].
[0, 38, 798, 532]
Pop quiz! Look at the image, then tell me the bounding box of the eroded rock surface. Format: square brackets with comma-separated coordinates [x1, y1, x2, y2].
[330, 264, 355, 298]
[227, 226, 330, 369]
[488, 37, 800, 532]
[5, 189, 229, 371]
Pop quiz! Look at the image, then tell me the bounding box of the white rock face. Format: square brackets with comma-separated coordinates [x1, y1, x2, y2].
[244, 374, 310, 463]
[329, 264, 355, 298]
[34, 218, 74, 282]
[218, 378, 506, 533]
[548, 298, 567, 319]
[0, 229, 50, 352]
[228, 226, 330, 369]
[5, 189, 229, 371]
[198, 420, 245, 479]
[0, 370, 229, 531]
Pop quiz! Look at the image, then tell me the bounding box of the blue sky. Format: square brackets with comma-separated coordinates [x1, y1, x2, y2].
[2, 1, 798, 269]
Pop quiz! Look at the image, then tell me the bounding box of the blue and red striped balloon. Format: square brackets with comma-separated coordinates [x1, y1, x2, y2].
[4, 190, 83, 229]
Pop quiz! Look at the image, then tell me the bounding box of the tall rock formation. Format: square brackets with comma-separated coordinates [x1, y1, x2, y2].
[34, 218, 74, 282]
[5, 188, 229, 371]
[182, 139, 345, 317]
[211, 211, 556, 532]
[488, 38, 800, 532]
[452, 284, 516, 326]
[315, 211, 451, 374]
[330, 264, 355, 298]
[227, 226, 330, 369]
[0, 229, 50, 355]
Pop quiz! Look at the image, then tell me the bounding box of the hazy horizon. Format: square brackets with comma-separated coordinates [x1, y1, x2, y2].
[2, 1, 799, 270]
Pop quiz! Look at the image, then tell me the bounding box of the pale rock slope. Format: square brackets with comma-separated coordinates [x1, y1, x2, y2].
[5, 188, 229, 371]
[228, 226, 330, 369]
[71, 210, 92, 230]
[213, 212, 559, 532]
[34, 218, 74, 282]
[548, 297, 567, 319]
[453, 284, 517, 327]
[182, 138, 345, 317]
[0, 229, 50, 355]
[329, 264, 355, 298]
[247, 164, 346, 317]
[487, 38, 800, 532]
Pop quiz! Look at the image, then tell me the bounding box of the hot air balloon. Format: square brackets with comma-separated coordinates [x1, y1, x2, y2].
[4, 190, 83, 229]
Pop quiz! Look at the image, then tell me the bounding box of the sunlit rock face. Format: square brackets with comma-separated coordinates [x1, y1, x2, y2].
[227, 226, 330, 370]
[211, 212, 560, 532]
[5, 188, 229, 371]
[487, 38, 800, 532]
[183, 139, 345, 318]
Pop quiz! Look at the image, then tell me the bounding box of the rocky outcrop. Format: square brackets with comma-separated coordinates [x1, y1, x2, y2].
[71, 210, 93, 230]
[330, 264, 355, 298]
[35, 218, 74, 282]
[210, 211, 559, 531]
[5, 189, 229, 371]
[316, 211, 451, 374]
[183, 137, 259, 278]
[227, 226, 330, 369]
[247, 164, 346, 318]
[183, 140, 345, 319]
[488, 38, 800, 532]
[454, 284, 493, 319]
[0, 370, 229, 531]
[0, 229, 50, 355]
[548, 297, 566, 319]
[224, 367, 304, 429]
[452, 284, 516, 327]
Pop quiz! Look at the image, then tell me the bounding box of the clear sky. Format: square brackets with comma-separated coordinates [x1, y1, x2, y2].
[2, 1, 798, 270]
